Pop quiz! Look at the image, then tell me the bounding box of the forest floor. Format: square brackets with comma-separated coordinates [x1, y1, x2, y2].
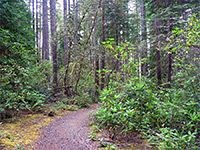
[0, 104, 99, 150]
[36, 105, 99, 150]
[0, 104, 153, 150]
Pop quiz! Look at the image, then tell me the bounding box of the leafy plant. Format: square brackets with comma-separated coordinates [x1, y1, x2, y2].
[0, 1, 47, 119]
[93, 15, 200, 148]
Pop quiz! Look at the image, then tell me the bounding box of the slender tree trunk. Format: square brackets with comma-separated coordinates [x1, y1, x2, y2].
[36, 0, 38, 47]
[101, 0, 105, 90]
[168, 53, 172, 87]
[124, 0, 129, 65]
[135, 0, 141, 78]
[39, 0, 42, 60]
[68, 0, 70, 15]
[73, 0, 78, 56]
[64, 0, 69, 68]
[115, 5, 120, 73]
[140, 0, 147, 76]
[167, 0, 173, 88]
[42, 0, 50, 82]
[75, 0, 78, 43]
[144, 4, 148, 74]
[63, 0, 70, 95]
[94, 5, 99, 96]
[36, 0, 39, 61]
[155, 16, 162, 85]
[32, 0, 35, 32]
[50, 0, 57, 87]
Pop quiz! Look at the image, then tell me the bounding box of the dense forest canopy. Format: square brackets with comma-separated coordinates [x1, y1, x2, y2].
[0, 0, 199, 149]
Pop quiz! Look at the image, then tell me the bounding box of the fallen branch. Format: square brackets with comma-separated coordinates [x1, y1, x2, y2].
[148, 128, 175, 147]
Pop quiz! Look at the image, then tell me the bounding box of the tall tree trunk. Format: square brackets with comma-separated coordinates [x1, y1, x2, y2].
[42, 0, 50, 82]
[32, 0, 35, 32]
[101, 0, 105, 90]
[50, 0, 57, 87]
[140, 0, 147, 76]
[73, 0, 78, 56]
[167, 0, 173, 88]
[155, 16, 162, 85]
[68, 0, 70, 15]
[36, 0, 39, 61]
[115, 5, 120, 73]
[63, 0, 70, 95]
[39, 0, 42, 60]
[36, 0, 38, 47]
[135, 0, 141, 78]
[94, 5, 99, 96]
[64, 0, 69, 68]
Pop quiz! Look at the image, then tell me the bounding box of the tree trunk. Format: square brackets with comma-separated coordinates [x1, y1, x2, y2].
[101, 0, 105, 90]
[63, 0, 70, 95]
[68, 0, 70, 15]
[64, 0, 69, 68]
[42, 0, 50, 82]
[94, 5, 99, 96]
[36, 0, 38, 47]
[115, 5, 120, 73]
[167, 0, 173, 88]
[73, 0, 78, 56]
[39, 0, 42, 61]
[36, 0, 39, 61]
[135, 0, 141, 78]
[50, 0, 58, 87]
[140, 0, 147, 76]
[32, 0, 35, 32]
[155, 16, 162, 85]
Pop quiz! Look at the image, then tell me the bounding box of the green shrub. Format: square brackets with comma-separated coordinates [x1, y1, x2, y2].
[94, 77, 199, 149]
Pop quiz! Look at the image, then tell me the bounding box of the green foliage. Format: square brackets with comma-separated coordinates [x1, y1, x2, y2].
[0, 0, 47, 119]
[93, 14, 200, 149]
[55, 99, 78, 111]
[94, 78, 199, 149]
[0, 29, 46, 114]
[68, 93, 94, 108]
[170, 13, 200, 93]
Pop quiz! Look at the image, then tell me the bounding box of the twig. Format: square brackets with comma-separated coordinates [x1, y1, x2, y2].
[148, 128, 175, 147]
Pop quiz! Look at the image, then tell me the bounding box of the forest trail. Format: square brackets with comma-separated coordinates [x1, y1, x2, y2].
[36, 106, 98, 150]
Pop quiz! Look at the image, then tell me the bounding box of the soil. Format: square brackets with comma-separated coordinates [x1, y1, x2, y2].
[1, 104, 153, 150]
[36, 106, 99, 150]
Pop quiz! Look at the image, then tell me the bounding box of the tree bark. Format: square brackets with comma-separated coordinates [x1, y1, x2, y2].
[167, 0, 173, 88]
[32, 0, 35, 32]
[94, 4, 99, 96]
[42, 0, 49, 60]
[73, 0, 78, 56]
[101, 0, 105, 90]
[135, 0, 141, 78]
[68, 0, 70, 15]
[115, 5, 120, 73]
[39, 0, 42, 60]
[50, 0, 58, 87]
[155, 16, 162, 85]
[140, 0, 147, 76]
[36, 0, 39, 61]
[42, 0, 50, 82]
[64, 0, 69, 68]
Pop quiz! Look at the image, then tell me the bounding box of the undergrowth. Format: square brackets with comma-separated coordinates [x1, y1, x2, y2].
[93, 77, 199, 149]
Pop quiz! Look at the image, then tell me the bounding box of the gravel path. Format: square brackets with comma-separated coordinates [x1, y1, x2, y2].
[37, 107, 98, 150]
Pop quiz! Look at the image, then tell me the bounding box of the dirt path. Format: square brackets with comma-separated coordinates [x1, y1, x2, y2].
[36, 107, 98, 150]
